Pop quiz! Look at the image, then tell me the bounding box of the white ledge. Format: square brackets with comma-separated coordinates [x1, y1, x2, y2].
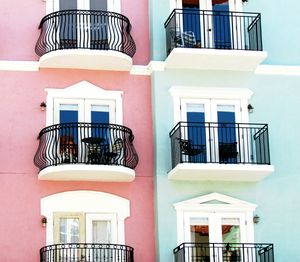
[165, 48, 267, 71]
[38, 164, 135, 182]
[39, 49, 133, 71]
[168, 163, 274, 182]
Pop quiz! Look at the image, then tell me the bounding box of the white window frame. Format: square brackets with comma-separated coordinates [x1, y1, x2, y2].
[47, 0, 121, 14]
[46, 81, 123, 126]
[41, 190, 130, 245]
[86, 213, 118, 243]
[174, 192, 256, 245]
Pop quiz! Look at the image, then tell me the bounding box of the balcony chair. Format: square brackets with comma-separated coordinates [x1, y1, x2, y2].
[59, 135, 78, 164]
[219, 142, 238, 163]
[169, 28, 197, 48]
[104, 138, 124, 164]
[178, 139, 205, 157]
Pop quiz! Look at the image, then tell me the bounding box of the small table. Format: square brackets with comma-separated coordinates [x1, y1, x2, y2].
[82, 137, 106, 164]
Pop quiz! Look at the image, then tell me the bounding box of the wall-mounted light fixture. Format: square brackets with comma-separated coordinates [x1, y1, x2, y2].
[247, 104, 254, 113]
[253, 214, 260, 224]
[41, 216, 47, 227]
[40, 102, 47, 111]
[242, 0, 248, 3]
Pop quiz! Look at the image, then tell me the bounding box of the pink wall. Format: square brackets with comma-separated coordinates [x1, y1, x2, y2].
[0, 69, 155, 262]
[0, 0, 149, 65]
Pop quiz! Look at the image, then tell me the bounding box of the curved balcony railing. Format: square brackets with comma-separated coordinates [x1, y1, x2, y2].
[34, 122, 139, 171]
[170, 122, 270, 167]
[40, 243, 134, 262]
[174, 243, 274, 262]
[165, 9, 262, 54]
[35, 10, 136, 57]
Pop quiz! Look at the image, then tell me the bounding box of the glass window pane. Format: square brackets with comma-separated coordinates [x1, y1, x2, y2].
[92, 220, 111, 243]
[91, 105, 109, 124]
[59, 218, 80, 243]
[222, 218, 241, 243]
[60, 104, 78, 124]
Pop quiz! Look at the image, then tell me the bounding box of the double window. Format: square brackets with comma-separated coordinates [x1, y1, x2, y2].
[54, 212, 117, 244]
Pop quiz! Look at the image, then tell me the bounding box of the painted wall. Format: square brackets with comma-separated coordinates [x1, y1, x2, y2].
[0, 69, 155, 262]
[0, 0, 149, 65]
[151, 68, 300, 262]
[149, 0, 300, 65]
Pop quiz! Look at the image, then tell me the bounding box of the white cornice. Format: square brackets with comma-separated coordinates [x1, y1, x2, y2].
[255, 65, 300, 76]
[0, 61, 39, 71]
[0, 60, 299, 77]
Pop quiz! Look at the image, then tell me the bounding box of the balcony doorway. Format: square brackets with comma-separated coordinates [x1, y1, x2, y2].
[174, 0, 243, 49]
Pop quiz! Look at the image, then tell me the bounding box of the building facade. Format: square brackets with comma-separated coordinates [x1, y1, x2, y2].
[150, 0, 300, 261]
[0, 0, 155, 261]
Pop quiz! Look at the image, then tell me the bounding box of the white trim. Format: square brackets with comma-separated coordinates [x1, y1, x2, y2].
[0, 61, 39, 71]
[46, 81, 123, 126]
[130, 65, 152, 75]
[174, 193, 256, 245]
[41, 190, 130, 245]
[47, 0, 121, 13]
[255, 65, 300, 76]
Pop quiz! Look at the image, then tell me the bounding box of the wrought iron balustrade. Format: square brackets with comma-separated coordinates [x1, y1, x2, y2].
[165, 9, 262, 54]
[40, 243, 134, 262]
[34, 122, 138, 170]
[35, 10, 136, 57]
[174, 243, 274, 262]
[169, 122, 270, 167]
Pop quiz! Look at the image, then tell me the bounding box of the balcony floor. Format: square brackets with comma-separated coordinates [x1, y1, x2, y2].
[39, 49, 133, 71]
[168, 163, 274, 182]
[38, 164, 135, 182]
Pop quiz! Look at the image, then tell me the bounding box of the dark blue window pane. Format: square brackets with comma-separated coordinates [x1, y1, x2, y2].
[91, 111, 109, 124]
[212, 2, 231, 49]
[60, 109, 78, 144]
[183, 7, 201, 44]
[187, 111, 206, 163]
[91, 110, 109, 143]
[218, 110, 237, 163]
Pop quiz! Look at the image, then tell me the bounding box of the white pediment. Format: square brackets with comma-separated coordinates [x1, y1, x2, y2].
[46, 80, 123, 100]
[174, 192, 257, 212]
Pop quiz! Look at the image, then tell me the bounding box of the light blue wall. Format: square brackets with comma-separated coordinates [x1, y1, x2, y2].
[152, 69, 300, 262]
[149, 0, 300, 65]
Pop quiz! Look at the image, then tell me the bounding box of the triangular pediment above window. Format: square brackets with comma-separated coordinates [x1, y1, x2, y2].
[46, 81, 123, 100]
[174, 192, 257, 212]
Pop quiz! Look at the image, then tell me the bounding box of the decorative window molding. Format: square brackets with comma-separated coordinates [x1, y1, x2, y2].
[45, 80, 123, 126]
[174, 192, 256, 245]
[169, 86, 253, 124]
[41, 190, 130, 245]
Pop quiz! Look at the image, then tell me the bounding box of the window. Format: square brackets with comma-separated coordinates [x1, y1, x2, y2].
[47, 0, 121, 14]
[54, 212, 117, 244]
[175, 193, 256, 245]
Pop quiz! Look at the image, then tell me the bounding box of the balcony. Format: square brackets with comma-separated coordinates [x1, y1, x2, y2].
[40, 243, 134, 262]
[168, 122, 274, 181]
[164, 9, 267, 71]
[35, 10, 136, 71]
[34, 123, 138, 182]
[174, 243, 274, 262]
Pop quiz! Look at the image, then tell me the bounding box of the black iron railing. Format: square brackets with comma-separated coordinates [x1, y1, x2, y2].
[165, 9, 262, 54]
[40, 243, 134, 262]
[35, 10, 136, 57]
[34, 122, 138, 170]
[174, 243, 274, 262]
[170, 122, 270, 167]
